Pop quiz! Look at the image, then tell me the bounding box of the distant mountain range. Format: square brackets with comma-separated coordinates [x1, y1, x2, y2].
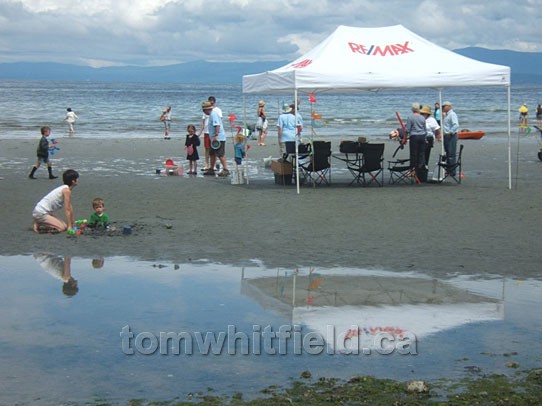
[453, 47, 542, 84]
[0, 48, 540, 84]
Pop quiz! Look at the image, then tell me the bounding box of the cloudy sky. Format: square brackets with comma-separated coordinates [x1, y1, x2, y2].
[0, 0, 540, 67]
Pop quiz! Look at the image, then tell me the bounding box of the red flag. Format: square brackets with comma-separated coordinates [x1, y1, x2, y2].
[228, 114, 237, 122]
[308, 93, 316, 103]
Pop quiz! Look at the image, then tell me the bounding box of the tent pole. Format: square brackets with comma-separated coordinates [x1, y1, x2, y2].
[244, 93, 250, 140]
[507, 85, 512, 190]
[439, 90, 444, 158]
[294, 84, 300, 194]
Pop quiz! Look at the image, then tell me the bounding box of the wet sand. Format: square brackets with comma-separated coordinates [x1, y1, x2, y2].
[1, 135, 541, 279]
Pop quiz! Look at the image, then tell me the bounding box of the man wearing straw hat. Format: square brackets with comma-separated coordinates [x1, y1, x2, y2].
[420, 105, 441, 168]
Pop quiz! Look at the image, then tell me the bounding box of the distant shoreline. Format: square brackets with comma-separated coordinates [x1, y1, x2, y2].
[1, 48, 542, 84]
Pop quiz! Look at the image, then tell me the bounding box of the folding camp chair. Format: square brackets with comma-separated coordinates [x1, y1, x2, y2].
[436, 144, 464, 184]
[351, 143, 385, 186]
[283, 141, 310, 161]
[298, 141, 332, 186]
[388, 144, 414, 185]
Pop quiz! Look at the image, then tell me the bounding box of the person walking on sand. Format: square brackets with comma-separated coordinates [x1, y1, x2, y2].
[64, 108, 78, 135]
[28, 126, 58, 180]
[256, 100, 268, 146]
[31, 169, 79, 233]
[160, 106, 172, 139]
[202, 101, 229, 177]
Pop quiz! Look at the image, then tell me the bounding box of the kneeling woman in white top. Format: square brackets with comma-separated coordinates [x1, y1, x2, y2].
[32, 169, 79, 233]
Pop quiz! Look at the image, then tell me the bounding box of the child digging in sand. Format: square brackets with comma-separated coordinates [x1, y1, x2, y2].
[88, 197, 110, 229]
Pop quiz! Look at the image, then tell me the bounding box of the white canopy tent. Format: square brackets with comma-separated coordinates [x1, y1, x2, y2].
[242, 25, 512, 191]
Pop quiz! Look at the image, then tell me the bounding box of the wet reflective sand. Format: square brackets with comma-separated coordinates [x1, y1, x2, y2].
[0, 255, 540, 404]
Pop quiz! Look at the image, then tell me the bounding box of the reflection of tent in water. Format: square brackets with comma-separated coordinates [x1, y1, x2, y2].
[241, 269, 503, 350]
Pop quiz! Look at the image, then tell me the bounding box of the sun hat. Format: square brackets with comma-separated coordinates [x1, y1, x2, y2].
[202, 101, 213, 110]
[211, 140, 221, 150]
[258, 100, 266, 107]
[442, 101, 452, 107]
[420, 105, 432, 115]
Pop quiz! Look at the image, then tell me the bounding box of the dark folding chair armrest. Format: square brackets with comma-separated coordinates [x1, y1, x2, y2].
[389, 158, 409, 164]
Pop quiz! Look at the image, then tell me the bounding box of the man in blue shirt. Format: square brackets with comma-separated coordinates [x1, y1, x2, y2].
[202, 101, 229, 176]
[277, 104, 303, 156]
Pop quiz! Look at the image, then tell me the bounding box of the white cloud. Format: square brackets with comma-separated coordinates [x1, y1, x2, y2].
[0, 0, 540, 66]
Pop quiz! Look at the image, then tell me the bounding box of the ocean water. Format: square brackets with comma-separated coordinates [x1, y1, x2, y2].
[0, 80, 541, 140]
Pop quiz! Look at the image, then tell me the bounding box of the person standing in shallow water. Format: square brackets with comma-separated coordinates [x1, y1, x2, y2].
[256, 100, 268, 146]
[64, 107, 78, 135]
[160, 106, 172, 139]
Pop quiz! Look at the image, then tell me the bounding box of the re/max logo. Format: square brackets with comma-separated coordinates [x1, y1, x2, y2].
[348, 41, 414, 56]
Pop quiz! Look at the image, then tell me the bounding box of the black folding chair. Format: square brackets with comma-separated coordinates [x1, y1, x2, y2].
[353, 143, 385, 186]
[437, 144, 464, 184]
[388, 144, 414, 185]
[299, 141, 332, 186]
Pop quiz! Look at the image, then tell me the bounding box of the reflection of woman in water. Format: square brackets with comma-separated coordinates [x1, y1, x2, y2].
[33, 253, 78, 296]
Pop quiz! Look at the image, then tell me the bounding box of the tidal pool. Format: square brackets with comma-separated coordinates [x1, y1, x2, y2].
[0, 255, 540, 405]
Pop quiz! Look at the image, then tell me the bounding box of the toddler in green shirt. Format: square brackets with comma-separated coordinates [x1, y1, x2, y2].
[89, 197, 110, 229]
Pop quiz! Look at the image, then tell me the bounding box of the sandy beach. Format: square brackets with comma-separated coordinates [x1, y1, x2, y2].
[0, 135, 541, 278]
